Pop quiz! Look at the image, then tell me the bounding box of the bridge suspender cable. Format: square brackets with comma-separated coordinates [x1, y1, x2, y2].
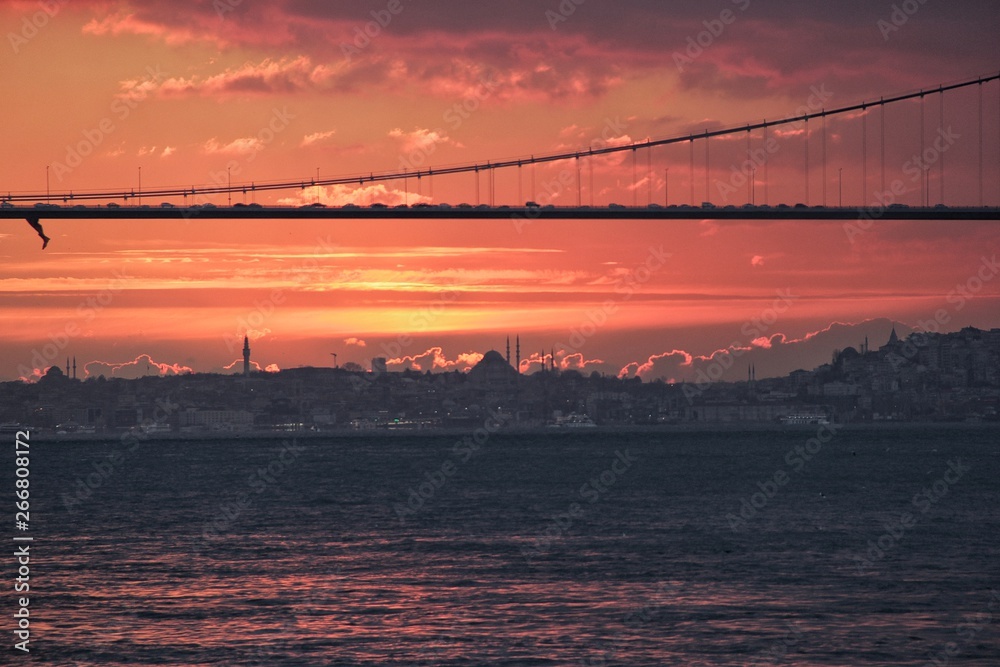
[5, 73, 999, 204]
[940, 91, 946, 205]
[980, 81, 985, 206]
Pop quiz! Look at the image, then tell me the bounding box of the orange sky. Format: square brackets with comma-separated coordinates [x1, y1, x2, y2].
[2, 1, 998, 381]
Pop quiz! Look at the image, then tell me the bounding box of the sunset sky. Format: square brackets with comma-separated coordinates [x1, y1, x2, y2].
[1, 0, 998, 383]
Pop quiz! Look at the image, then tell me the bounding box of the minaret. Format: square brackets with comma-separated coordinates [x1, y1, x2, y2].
[243, 335, 251, 377]
[73, 357, 77, 380]
[516, 336, 521, 374]
[66, 358, 70, 376]
[506, 336, 511, 366]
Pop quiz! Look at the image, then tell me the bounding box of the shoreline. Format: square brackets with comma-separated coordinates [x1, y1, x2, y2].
[19, 420, 1000, 444]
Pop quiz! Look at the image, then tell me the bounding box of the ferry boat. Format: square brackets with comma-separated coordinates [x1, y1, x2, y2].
[780, 413, 831, 426]
[548, 413, 598, 428]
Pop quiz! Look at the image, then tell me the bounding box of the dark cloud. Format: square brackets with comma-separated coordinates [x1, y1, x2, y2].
[80, 1, 998, 103]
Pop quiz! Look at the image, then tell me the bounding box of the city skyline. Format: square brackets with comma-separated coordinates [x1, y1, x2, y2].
[2, 1, 999, 383]
[5, 316, 954, 384]
[8, 324, 998, 433]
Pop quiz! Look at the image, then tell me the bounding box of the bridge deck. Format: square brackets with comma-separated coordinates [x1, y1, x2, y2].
[2, 205, 999, 221]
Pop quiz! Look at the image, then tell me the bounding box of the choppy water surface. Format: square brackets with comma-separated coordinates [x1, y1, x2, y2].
[14, 427, 1000, 665]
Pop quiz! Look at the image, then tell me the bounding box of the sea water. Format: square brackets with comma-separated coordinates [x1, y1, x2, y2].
[12, 426, 1000, 665]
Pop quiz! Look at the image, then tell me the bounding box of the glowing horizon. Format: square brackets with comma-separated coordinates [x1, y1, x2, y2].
[2, 1, 999, 383]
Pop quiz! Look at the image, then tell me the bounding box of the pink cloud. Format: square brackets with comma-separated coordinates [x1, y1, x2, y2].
[387, 347, 483, 372]
[618, 319, 908, 383]
[277, 184, 429, 208]
[222, 359, 267, 374]
[301, 130, 337, 147]
[389, 127, 462, 154]
[203, 137, 265, 156]
[155, 56, 325, 97]
[558, 352, 605, 371]
[84, 354, 193, 379]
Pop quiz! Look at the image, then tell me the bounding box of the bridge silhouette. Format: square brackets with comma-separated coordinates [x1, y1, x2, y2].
[3, 72, 1000, 221]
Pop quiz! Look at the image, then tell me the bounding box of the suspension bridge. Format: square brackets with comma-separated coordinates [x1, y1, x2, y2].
[3, 72, 1000, 221]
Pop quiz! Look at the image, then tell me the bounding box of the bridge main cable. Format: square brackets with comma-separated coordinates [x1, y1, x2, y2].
[6, 72, 999, 204]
